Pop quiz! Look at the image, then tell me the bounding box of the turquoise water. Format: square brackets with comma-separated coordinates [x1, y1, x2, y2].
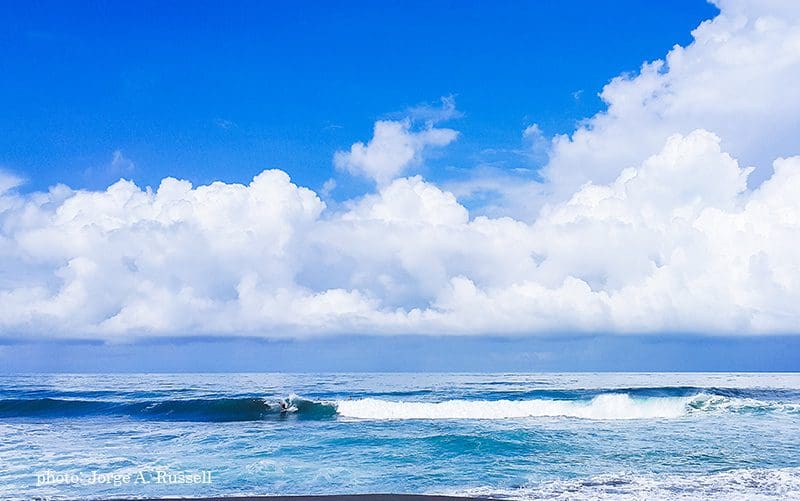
[1, 373, 799, 500]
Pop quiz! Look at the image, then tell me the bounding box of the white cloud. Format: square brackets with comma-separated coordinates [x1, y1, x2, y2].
[404, 95, 463, 125]
[2, 130, 799, 338]
[540, 0, 800, 203]
[441, 124, 550, 220]
[334, 119, 458, 186]
[0, 169, 24, 194]
[109, 150, 135, 173]
[2, 0, 800, 339]
[83, 150, 136, 185]
[320, 178, 337, 198]
[443, 166, 545, 220]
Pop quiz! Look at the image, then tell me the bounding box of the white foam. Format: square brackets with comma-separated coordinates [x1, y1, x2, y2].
[453, 467, 800, 501]
[335, 394, 691, 420]
[689, 393, 800, 414]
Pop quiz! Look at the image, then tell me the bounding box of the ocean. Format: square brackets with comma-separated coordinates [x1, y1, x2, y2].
[1, 373, 799, 500]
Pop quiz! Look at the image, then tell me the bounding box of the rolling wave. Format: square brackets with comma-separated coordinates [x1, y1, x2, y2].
[0, 389, 797, 422]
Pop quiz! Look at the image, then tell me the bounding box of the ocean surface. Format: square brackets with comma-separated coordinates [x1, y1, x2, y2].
[1, 373, 799, 500]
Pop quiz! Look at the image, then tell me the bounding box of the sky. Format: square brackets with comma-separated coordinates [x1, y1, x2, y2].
[1, 0, 800, 371]
[2, 0, 715, 194]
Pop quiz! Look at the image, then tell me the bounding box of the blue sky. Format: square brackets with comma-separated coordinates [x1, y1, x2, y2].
[3, 0, 800, 372]
[2, 0, 715, 194]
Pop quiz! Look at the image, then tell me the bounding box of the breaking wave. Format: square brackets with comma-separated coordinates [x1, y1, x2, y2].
[334, 393, 800, 420]
[335, 394, 690, 420]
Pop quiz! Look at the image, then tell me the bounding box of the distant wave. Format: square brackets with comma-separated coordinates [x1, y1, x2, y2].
[1, 389, 798, 422]
[454, 467, 800, 500]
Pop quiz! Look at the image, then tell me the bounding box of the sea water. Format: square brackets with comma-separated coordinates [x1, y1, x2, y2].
[1, 373, 799, 500]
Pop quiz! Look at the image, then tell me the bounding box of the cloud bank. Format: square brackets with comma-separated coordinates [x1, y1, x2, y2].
[1, 0, 799, 339]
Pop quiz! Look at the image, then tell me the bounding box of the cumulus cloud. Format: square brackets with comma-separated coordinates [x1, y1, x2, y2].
[539, 0, 800, 203]
[2, 0, 800, 339]
[0, 169, 24, 194]
[522, 124, 550, 164]
[2, 130, 799, 338]
[334, 117, 459, 186]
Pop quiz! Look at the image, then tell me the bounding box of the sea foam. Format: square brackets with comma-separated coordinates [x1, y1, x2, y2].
[334, 392, 800, 420]
[455, 467, 800, 500]
[335, 393, 692, 420]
